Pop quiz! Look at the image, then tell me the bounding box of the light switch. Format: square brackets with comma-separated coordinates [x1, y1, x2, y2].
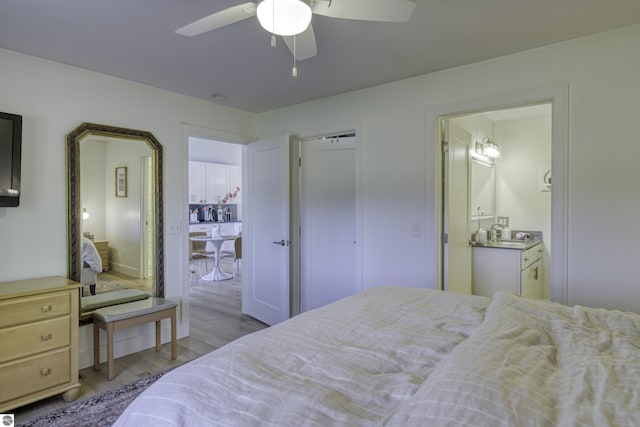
[411, 223, 422, 237]
[168, 221, 182, 235]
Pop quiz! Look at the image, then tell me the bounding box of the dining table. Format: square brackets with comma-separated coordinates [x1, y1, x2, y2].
[189, 234, 239, 281]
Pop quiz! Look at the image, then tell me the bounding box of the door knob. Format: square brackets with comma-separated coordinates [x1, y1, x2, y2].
[272, 240, 290, 246]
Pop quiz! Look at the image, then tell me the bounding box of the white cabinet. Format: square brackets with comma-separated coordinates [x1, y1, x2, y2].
[208, 163, 229, 204]
[521, 259, 543, 299]
[189, 162, 241, 205]
[472, 241, 543, 299]
[229, 165, 242, 204]
[188, 161, 205, 203]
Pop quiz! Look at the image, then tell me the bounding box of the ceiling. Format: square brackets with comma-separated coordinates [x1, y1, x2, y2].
[1, 1, 639, 113]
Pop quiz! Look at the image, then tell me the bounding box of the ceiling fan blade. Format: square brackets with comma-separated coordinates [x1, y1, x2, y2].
[312, 0, 416, 22]
[175, 2, 257, 36]
[283, 24, 318, 61]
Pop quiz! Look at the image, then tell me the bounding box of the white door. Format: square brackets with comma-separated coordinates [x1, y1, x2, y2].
[141, 155, 154, 279]
[300, 136, 356, 312]
[443, 120, 472, 294]
[243, 134, 290, 325]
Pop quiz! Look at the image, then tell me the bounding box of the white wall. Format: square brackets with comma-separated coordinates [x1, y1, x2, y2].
[104, 140, 150, 276]
[259, 25, 640, 313]
[495, 114, 552, 298]
[80, 140, 106, 239]
[0, 48, 257, 366]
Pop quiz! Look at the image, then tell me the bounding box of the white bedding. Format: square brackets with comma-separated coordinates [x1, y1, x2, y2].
[114, 288, 640, 426]
[385, 291, 640, 426]
[114, 287, 490, 426]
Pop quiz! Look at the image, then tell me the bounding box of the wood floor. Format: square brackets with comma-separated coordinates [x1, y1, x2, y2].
[13, 259, 267, 424]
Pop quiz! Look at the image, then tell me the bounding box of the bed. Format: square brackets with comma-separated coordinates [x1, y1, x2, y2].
[113, 287, 640, 426]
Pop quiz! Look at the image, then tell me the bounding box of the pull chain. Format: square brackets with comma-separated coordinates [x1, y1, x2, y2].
[271, 0, 276, 47]
[292, 35, 298, 77]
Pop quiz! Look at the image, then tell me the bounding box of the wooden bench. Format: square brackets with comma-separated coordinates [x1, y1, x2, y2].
[93, 297, 178, 380]
[80, 289, 152, 323]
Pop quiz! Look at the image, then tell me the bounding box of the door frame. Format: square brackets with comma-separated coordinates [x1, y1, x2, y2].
[181, 124, 254, 337]
[427, 84, 569, 304]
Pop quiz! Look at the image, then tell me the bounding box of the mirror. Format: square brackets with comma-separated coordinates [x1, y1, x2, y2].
[67, 123, 164, 305]
[471, 158, 495, 220]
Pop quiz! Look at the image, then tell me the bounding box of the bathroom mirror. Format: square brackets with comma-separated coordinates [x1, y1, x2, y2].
[67, 123, 164, 303]
[471, 158, 495, 220]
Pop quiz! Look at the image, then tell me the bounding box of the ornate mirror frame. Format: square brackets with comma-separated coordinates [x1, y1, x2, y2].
[66, 122, 164, 297]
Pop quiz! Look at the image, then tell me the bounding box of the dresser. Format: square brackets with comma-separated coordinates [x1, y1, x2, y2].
[93, 240, 109, 271]
[0, 276, 82, 412]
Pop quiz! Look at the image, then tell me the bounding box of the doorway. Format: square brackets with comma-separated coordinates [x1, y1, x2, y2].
[443, 104, 552, 297]
[428, 84, 568, 304]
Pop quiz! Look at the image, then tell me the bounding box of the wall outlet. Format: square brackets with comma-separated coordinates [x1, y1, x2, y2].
[168, 221, 182, 235]
[411, 222, 422, 237]
[497, 216, 509, 227]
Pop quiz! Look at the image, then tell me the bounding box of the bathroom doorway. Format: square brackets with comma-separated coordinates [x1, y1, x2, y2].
[428, 84, 569, 304]
[443, 104, 552, 298]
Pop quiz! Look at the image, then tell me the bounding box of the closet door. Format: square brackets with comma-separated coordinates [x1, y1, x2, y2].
[300, 136, 356, 312]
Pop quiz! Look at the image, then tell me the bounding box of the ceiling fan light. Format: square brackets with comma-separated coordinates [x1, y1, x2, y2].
[257, 0, 312, 36]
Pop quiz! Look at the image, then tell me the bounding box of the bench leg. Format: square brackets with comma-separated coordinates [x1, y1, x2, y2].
[155, 320, 161, 352]
[171, 308, 177, 360]
[107, 323, 115, 381]
[93, 321, 100, 371]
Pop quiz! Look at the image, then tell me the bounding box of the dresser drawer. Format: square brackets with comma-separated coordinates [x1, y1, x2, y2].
[0, 292, 70, 329]
[0, 348, 71, 403]
[0, 316, 70, 364]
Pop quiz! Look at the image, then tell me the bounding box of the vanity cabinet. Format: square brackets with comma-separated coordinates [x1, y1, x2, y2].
[472, 241, 543, 299]
[0, 277, 82, 412]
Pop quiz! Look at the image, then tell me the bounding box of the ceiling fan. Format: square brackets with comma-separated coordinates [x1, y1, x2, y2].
[176, 0, 416, 75]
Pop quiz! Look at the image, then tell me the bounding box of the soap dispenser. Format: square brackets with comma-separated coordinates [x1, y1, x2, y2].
[476, 227, 487, 244]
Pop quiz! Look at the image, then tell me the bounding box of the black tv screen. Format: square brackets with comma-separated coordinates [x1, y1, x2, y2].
[0, 111, 22, 207]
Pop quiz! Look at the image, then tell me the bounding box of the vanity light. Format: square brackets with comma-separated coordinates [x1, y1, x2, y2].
[82, 208, 90, 220]
[256, 0, 312, 36]
[476, 137, 501, 159]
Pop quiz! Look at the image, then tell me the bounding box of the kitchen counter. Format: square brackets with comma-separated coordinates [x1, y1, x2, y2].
[189, 221, 241, 225]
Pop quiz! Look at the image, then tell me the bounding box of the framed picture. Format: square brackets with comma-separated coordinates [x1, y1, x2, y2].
[115, 166, 127, 197]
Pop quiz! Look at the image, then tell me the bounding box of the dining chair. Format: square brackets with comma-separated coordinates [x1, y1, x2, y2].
[189, 231, 215, 278]
[220, 236, 242, 277]
[233, 237, 242, 273]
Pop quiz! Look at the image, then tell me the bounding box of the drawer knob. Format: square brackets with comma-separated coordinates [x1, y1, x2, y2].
[41, 368, 51, 376]
[41, 305, 53, 312]
[41, 333, 53, 341]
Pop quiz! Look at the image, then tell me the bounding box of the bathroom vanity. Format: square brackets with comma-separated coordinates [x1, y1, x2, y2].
[472, 240, 543, 299]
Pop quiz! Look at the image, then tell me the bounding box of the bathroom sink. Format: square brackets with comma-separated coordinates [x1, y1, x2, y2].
[492, 241, 527, 248]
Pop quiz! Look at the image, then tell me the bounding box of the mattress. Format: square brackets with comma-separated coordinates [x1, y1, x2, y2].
[114, 287, 640, 426]
[114, 287, 490, 426]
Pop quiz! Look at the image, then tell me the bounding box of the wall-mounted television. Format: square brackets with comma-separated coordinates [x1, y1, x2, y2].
[0, 112, 22, 207]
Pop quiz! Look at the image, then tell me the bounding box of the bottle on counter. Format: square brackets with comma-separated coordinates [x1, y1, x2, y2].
[476, 227, 487, 244]
[502, 227, 511, 240]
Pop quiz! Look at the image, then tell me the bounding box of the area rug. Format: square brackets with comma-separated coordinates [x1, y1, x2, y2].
[17, 368, 174, 427]
[81, 279, 130, 297]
